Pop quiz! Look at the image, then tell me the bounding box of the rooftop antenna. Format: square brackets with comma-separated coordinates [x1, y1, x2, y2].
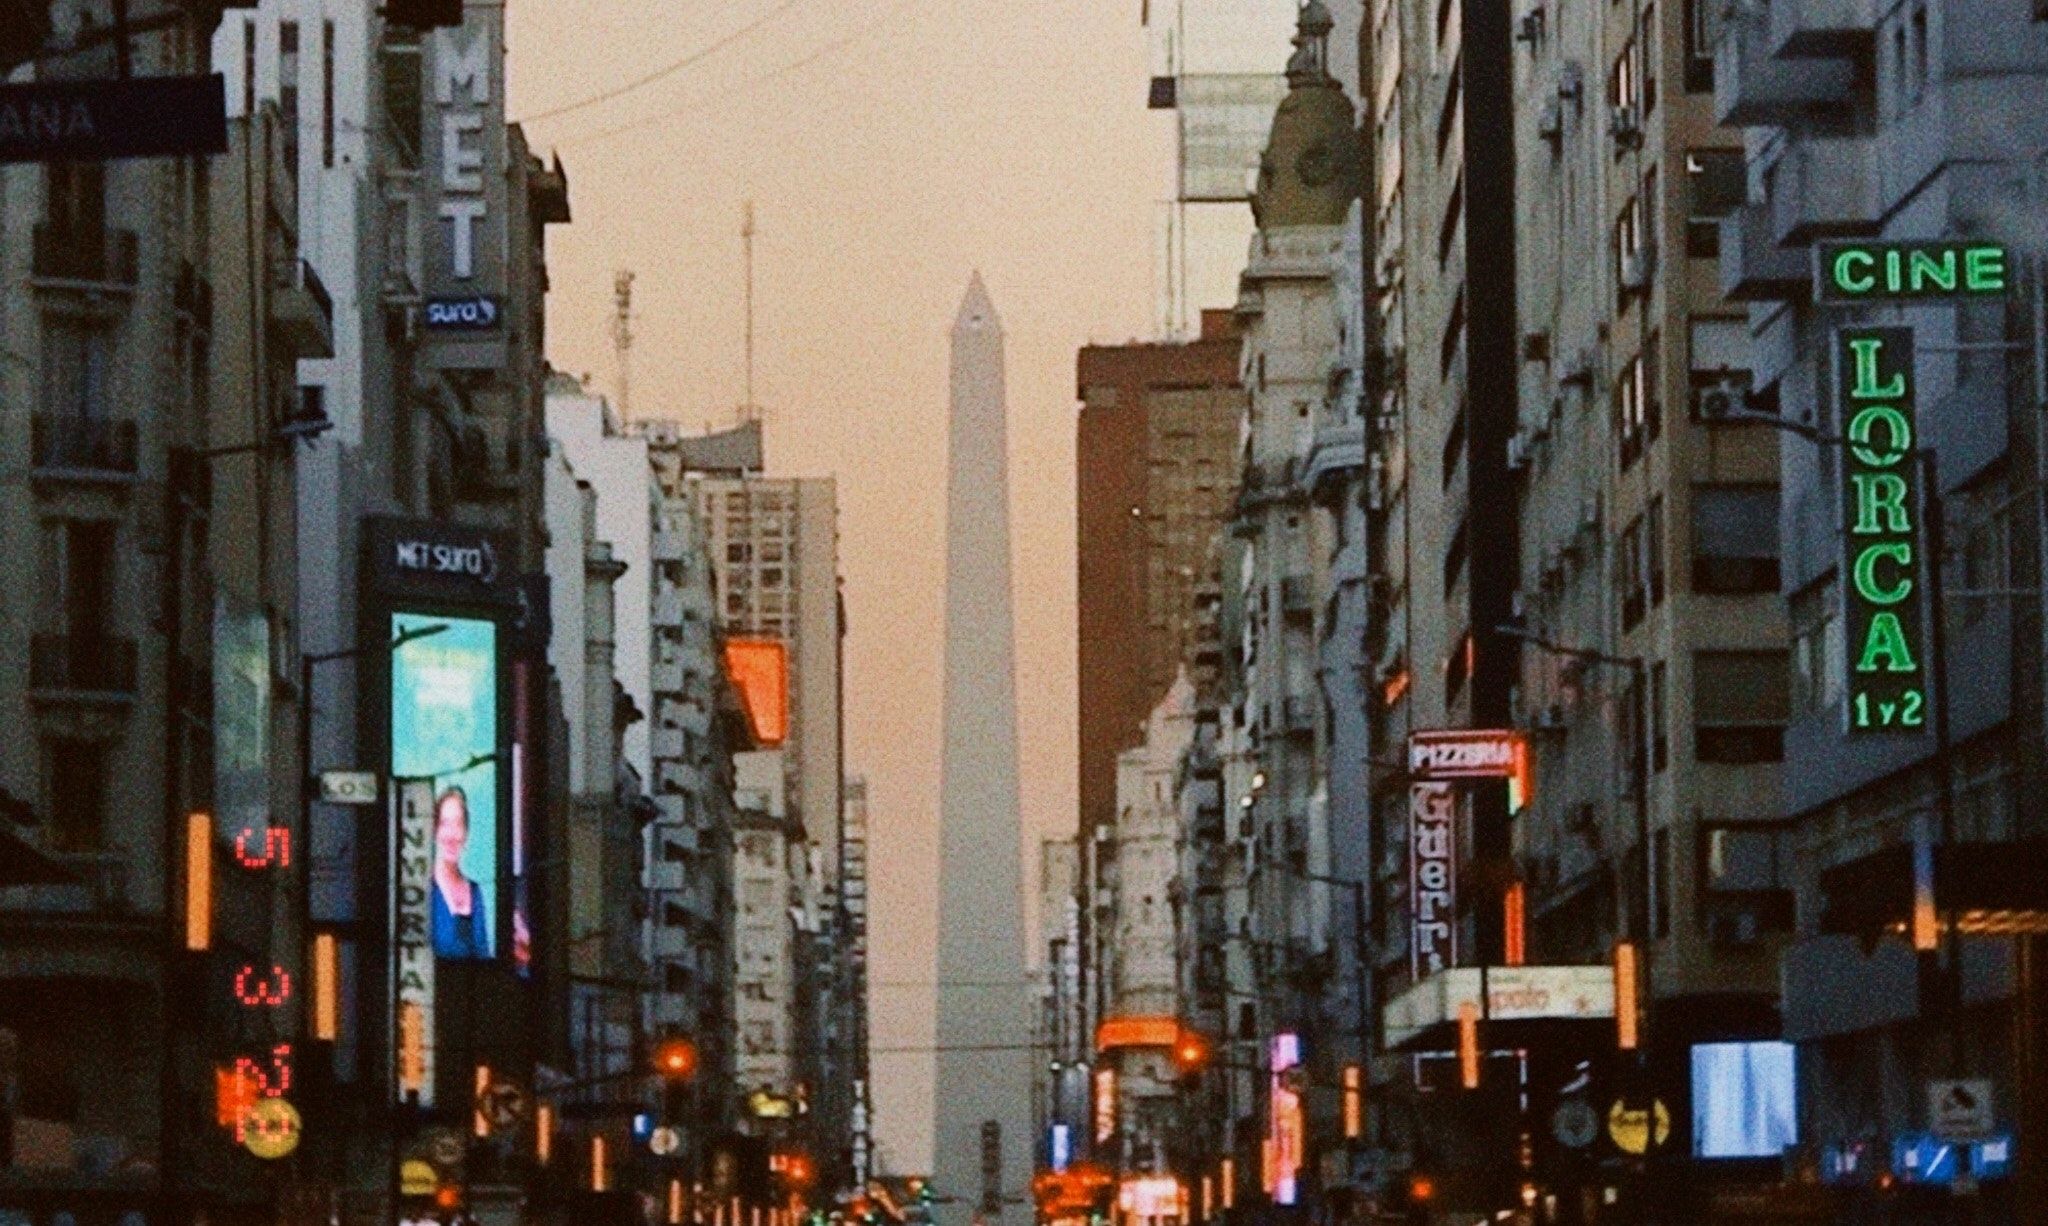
[742, 200, 758, 425]
[612, 269, 635, 422]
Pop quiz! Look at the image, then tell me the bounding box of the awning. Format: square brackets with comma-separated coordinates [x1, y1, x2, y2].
[1382, 964, 1613, 1049]
[1820, 839, 2048, 938]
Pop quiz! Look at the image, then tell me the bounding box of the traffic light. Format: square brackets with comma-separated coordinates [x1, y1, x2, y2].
[386, 0, 464, 29]
[654, 1037, 700, 1081]
[1400, 1171, 1436, 1225]
[1171, 1028, 1211, 1088]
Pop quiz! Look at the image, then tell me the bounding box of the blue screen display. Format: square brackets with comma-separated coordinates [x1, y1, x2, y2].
[1691, 1040, 1798, 1159]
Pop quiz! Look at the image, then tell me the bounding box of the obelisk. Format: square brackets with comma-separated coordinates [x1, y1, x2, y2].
[934, 274, 1032, 1225]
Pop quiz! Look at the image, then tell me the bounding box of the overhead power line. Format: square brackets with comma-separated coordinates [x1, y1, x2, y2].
[553, 0, 923, 150]
[514, 0, 810, 126]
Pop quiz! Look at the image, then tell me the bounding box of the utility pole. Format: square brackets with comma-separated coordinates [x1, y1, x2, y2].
[613, 269, 635, 422]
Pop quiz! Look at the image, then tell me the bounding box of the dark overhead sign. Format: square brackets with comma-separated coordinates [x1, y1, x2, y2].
[1837, 327, 1927, 733]
[0, 73, 227, 163]
[1815, 239, 2009, 305]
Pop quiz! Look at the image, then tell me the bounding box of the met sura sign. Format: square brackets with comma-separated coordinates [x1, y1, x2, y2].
[1838, 327, 1928, 733]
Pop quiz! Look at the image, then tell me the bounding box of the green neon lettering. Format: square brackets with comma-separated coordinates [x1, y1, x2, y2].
[1908, 248, 1957, 293]
[1885, 248, 1904, 292]
[1853, 541, 1914, 605]
[1851, 472, 1913, 534]
[1847, 337, 1906, 400]
[1848, 404, 1913, 467]
[1856, 611, 1919, 673]
[1965, 245, 2008, 292]
[1833, 249, 1876, 294]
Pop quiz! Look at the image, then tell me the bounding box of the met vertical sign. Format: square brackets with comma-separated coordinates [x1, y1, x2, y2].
[1838, 327, 1928, 733]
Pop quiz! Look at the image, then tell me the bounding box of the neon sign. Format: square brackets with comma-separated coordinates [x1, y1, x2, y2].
[220, 822, 298, 1155]
[1408, 782, 1457, 978]
[1815, 240, 2008, 305]
[1838, 327, 1927, 733]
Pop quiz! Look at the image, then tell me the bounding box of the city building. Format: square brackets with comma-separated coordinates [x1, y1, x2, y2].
[1076, 310, 1244, 855]
[1713, 1, 2048, 1212]
[1221, 2, 1360, 1204]
[731, 749, 805, 1124]
[1035, 837, 1086, 1172]
[0, 56, 321, 1212]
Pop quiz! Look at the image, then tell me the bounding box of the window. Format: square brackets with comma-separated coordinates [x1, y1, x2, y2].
[1650, 660, 1668, 772]
[279, 21, 301, 178]
[45, 160, 106, 237]
[1647, 495, 1666, 605]
[1622, 669, 1649, 797]
[1790, 580, 1841, 714]
[1683, 0, 1723, 90]
[1441, 402, 1465, 488]
[1438, 173, 1463, 265]
[1618, 516, 1646, 630]
[1694, 651, 1790, 763]
[1640, 2, 1659, 113]
[1616, 352, 1647, 468]
[42, 737, 107, 852]
[1443, 519, 1467, 598]
[322, 21, 336, 167]
[1644, 330, 1663, 444]
[42, 319, 111, 423]
[1651, 826, 1672, 939]
[1692, 485, 1780, 593]
[1910, 3, 1928, 99]
[1685, 150, 1744, 257]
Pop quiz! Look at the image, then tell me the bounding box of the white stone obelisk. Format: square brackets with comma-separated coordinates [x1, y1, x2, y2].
[934, 274, 1032, 1226]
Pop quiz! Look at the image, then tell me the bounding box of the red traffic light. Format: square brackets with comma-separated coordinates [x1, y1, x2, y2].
[654, 1037, 699, 1081]
[433, 1185, 464, 1211]
[1171, 1029, 1211, 1075]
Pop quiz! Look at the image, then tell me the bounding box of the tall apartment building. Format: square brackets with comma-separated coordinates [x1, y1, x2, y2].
[731, 749, 804, 1121]
[0, 0, 327, 1203]
[1076, 310, 1244, 850]
[1713, 1, 2048, 1209]
[1034, 837, 1085, 1169]
[1504, 0, 1791, 1150]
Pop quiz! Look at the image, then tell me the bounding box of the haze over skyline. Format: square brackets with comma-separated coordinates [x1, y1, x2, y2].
[505, 0, 1249, 1167]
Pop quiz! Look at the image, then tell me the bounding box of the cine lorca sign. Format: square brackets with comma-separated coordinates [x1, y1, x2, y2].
[1815, 239, 2008, 305]
[1838, 327, 1928, 733]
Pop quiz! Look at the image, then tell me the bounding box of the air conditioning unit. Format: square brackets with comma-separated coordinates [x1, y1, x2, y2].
[1693, 375, 1750, 421]
[1609, 105, 1644, 149]
[1537, 98, 1564, 146]
[1620, 244, 1656, 293]
[1521, 329, 1552, 363]
[1558, 347, 1595, 389]
[1506, 430, 1535, 472]
[1707, 907, 1764, 949]
[1558, 61, 1584, 105]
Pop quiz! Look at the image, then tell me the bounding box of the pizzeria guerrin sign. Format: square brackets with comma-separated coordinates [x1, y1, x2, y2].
[1838, 326, 1927, 733]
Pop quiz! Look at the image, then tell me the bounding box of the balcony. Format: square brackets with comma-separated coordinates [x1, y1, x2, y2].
[653, 655, 686, 694]
[1305, 415, 1365, 501]
[1767, 0, 1876, 59]
[1714, 2, 1857, 126]
[1720, 206, 1808, 302]
[1280, 575, 1314, 623]
[270, 259, 334, 357]
[31, 415, 138, 484]
[31, 225, 138, 294]
[30, 635, 138, 705]
[1770, 137, 1877, 247]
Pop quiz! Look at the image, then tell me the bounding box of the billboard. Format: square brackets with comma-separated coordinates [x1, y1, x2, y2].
[723, 637, 790, 746]
[1177, 73, 1288, 202]
[390, 612, 499, 960]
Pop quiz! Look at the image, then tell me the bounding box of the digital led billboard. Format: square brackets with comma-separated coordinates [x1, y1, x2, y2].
[1691, 1040, 1798, 1159]
[390, 612, 499, 961]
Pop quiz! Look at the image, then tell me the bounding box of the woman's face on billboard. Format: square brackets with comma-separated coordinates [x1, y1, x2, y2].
[435, 791, 469, 868]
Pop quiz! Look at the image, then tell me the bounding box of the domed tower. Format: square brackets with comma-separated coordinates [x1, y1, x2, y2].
[1251, 0, 1361, 231]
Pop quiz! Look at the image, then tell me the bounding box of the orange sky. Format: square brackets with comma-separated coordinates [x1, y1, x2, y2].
[506, 0, 1173, 1168]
